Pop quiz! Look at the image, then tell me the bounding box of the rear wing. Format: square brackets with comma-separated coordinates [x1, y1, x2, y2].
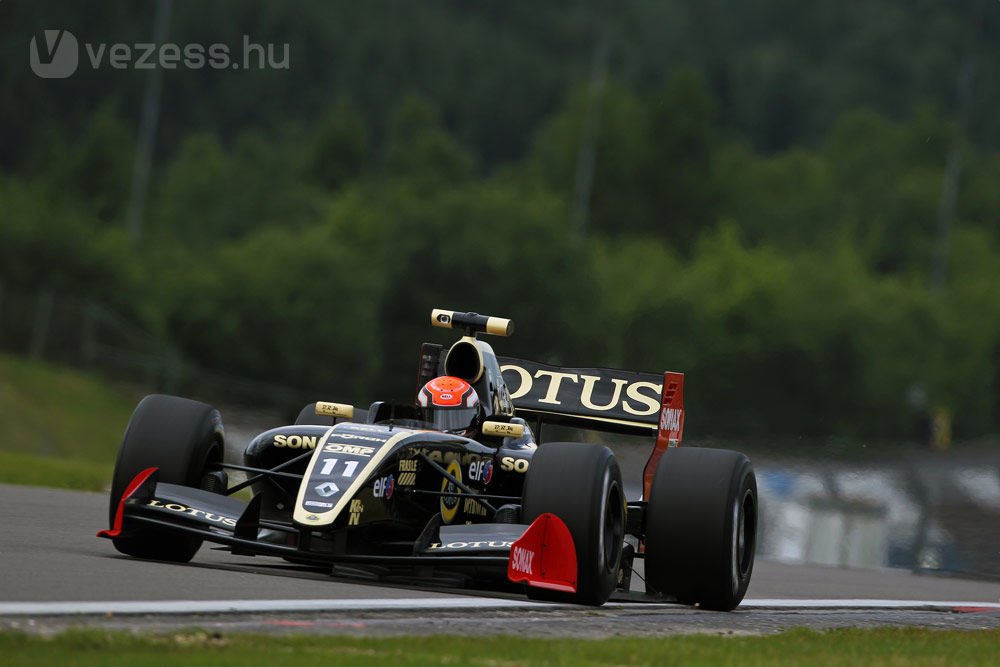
[498, 357, 684, 499]
[498, 357, 662, 434]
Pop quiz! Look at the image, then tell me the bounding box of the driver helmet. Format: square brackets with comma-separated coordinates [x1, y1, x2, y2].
[417, 376, 482, 436]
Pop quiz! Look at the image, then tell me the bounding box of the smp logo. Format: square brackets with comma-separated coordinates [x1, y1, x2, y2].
[29, 29, 79, 79]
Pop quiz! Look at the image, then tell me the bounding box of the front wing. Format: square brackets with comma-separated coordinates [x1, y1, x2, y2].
[98, 468, 578, 593]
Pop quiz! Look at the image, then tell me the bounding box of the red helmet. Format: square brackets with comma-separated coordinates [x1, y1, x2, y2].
[417, 376, 482, 436]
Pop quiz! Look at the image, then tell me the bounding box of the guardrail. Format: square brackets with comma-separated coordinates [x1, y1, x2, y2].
[755, 455, 1000, 580]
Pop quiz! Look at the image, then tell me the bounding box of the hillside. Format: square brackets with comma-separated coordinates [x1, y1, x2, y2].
[0, 353, 137, 489]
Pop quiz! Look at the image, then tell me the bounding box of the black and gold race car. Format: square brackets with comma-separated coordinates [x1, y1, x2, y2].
[99, 309, 757, 609]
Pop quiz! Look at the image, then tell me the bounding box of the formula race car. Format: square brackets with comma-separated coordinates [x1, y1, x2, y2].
[99, 309, 758, 609]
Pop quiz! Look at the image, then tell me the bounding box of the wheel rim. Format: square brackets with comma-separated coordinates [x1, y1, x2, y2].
[730, 487, 756, 592]
[599, 470, 624, 574]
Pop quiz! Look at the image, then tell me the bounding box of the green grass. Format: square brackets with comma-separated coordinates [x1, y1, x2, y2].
[0, 353, 135, 490]
[0, 451, 112, 492]
[1, 628, 998, 666]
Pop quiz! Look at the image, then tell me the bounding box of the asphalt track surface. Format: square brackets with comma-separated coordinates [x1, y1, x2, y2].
[2, 484, 999, 636]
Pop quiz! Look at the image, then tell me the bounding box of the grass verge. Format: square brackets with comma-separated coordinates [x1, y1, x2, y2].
[0, 352, 136, 463]
[0, 353, 135, 490]
[0, 451, 111, 492]
[2, 628, 999, 666]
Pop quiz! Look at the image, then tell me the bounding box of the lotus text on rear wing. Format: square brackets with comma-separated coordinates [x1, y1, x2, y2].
[500, 361, 662, 417]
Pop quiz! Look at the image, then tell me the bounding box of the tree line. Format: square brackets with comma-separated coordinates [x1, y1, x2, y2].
[2, 1, 999, 439]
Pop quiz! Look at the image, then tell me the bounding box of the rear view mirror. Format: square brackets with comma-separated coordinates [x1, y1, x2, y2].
[315, 402, 354, 420]
[482, 421, 525, 438]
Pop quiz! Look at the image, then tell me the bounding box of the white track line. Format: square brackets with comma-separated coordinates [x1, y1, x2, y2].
[0, 597, 546, 616]
[741, 599, 1000, 609]
[0, 598, 998, 616]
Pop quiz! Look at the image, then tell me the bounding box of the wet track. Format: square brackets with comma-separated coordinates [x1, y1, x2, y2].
[2, 484, 999, 636]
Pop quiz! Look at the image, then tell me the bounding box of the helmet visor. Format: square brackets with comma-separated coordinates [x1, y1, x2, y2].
[428, 406, 479, 433]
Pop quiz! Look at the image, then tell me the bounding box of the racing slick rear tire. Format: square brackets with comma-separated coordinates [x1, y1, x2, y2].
[521, 443, 625, 605]
[108, 394, 225, 562]
[644, 447, 757, 611]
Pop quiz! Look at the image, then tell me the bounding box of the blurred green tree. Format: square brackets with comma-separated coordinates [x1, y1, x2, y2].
[149, 131, 324, 249]
[305, 95, 369, 192]
[644, 68, 719, 252]
[37, 102, 135, 223]
[161, 223, 386, 399]
[383, 94, 477, 190]
[0, 177, 140, 310]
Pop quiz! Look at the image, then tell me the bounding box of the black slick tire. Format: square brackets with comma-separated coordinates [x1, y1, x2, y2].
[521, 443, 625, 605]
[108, 394, 224, 562]
[644, 447, 757, 611]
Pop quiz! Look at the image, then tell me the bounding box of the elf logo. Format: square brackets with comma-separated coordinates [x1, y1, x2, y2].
[468, 459, 493, 484]
[373, 474, 395, 499]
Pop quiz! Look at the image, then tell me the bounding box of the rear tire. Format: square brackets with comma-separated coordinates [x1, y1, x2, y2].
[108, 394, 224, 562]
[644, 447, 757, 611]
[521, 443, 625, 605]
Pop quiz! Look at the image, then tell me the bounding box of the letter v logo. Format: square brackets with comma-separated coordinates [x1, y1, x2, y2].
[30, 29, 79, 78]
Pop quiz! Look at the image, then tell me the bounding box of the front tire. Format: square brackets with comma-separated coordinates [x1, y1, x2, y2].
[644, 447, 757, 611]
[521, 443, 625, 605]
[108, 394, 224, 562]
